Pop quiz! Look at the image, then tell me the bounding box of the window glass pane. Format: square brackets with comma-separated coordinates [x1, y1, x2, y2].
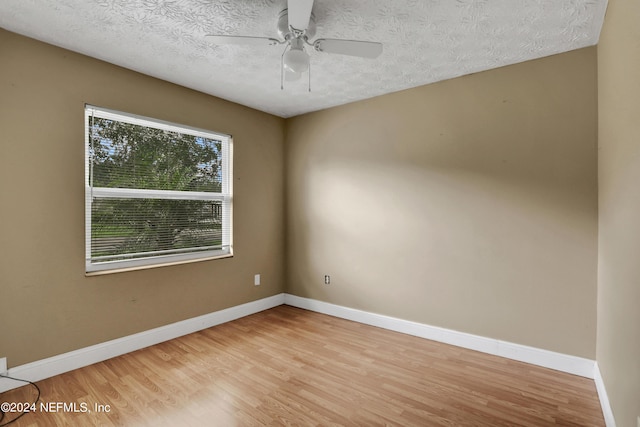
[89, 117, 223, 193]
[85, 106, 231, 273]
[91, 198, 223, 262]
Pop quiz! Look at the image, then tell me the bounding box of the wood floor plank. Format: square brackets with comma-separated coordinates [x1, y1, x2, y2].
[0, 305, 605, 426]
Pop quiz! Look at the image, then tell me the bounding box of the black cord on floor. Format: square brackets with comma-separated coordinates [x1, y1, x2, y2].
[0, 375, 41, 426]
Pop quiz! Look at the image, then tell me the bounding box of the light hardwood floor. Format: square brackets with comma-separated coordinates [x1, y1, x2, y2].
[1, 305, 604, 426]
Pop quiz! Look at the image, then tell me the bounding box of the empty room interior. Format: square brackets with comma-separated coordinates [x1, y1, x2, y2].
[0, 0, 638, 426]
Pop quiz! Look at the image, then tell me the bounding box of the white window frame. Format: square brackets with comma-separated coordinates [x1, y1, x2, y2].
[85, 105, 233, 274]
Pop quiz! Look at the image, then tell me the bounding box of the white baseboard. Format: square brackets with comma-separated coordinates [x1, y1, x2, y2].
[283, 294, 596, 379]
[0, 293, 285, 393]
[1, 292, 601, 402]
[594, 362, 617, 427]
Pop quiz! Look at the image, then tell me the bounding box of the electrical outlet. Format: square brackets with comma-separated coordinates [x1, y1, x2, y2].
[324, 275, 330, 285]
[0, 357, 7, 376]
[254, 274, 260, 286]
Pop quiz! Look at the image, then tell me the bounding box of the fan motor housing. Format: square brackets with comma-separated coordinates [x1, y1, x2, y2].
[278, 9, 316, 40]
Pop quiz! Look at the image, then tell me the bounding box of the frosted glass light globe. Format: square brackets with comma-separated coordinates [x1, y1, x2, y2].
[283, 48, 309, 73]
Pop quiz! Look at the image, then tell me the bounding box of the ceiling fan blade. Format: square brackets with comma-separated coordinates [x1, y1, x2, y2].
[287, 0, 314, 31]
[314, 39, 383, 58]
[205, 35, 280, 46]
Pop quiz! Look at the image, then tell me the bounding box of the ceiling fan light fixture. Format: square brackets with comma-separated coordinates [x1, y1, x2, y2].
[206, 0, 383, 91]
[283, 48, 309, 73]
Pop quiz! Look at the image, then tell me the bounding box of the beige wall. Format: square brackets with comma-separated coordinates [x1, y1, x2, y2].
[0, 26, 603, 383]
[0, 29, 285, 367]
[597, 0, 640, 424]
[286, 48, 598, 358]
[4, 7, 637, 423]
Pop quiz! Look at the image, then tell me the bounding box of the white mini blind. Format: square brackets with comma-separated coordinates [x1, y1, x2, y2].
[85, 105, 232, 273]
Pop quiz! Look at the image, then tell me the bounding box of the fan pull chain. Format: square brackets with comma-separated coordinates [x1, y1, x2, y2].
[280, 45, 286, 90]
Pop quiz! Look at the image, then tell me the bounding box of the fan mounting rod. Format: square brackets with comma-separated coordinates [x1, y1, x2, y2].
[278, 9, 316, 41]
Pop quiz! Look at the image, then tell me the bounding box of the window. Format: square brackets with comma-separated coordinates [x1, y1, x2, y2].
[85, 105, 232, 273]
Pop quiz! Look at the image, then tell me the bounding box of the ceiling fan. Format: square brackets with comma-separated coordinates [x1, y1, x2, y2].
[205, 0, 383, 91]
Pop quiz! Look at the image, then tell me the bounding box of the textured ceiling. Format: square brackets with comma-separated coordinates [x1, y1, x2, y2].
[0, 0, 607, 118]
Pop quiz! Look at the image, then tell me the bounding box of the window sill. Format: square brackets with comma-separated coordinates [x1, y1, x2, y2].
[85, 252, 233, 276]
